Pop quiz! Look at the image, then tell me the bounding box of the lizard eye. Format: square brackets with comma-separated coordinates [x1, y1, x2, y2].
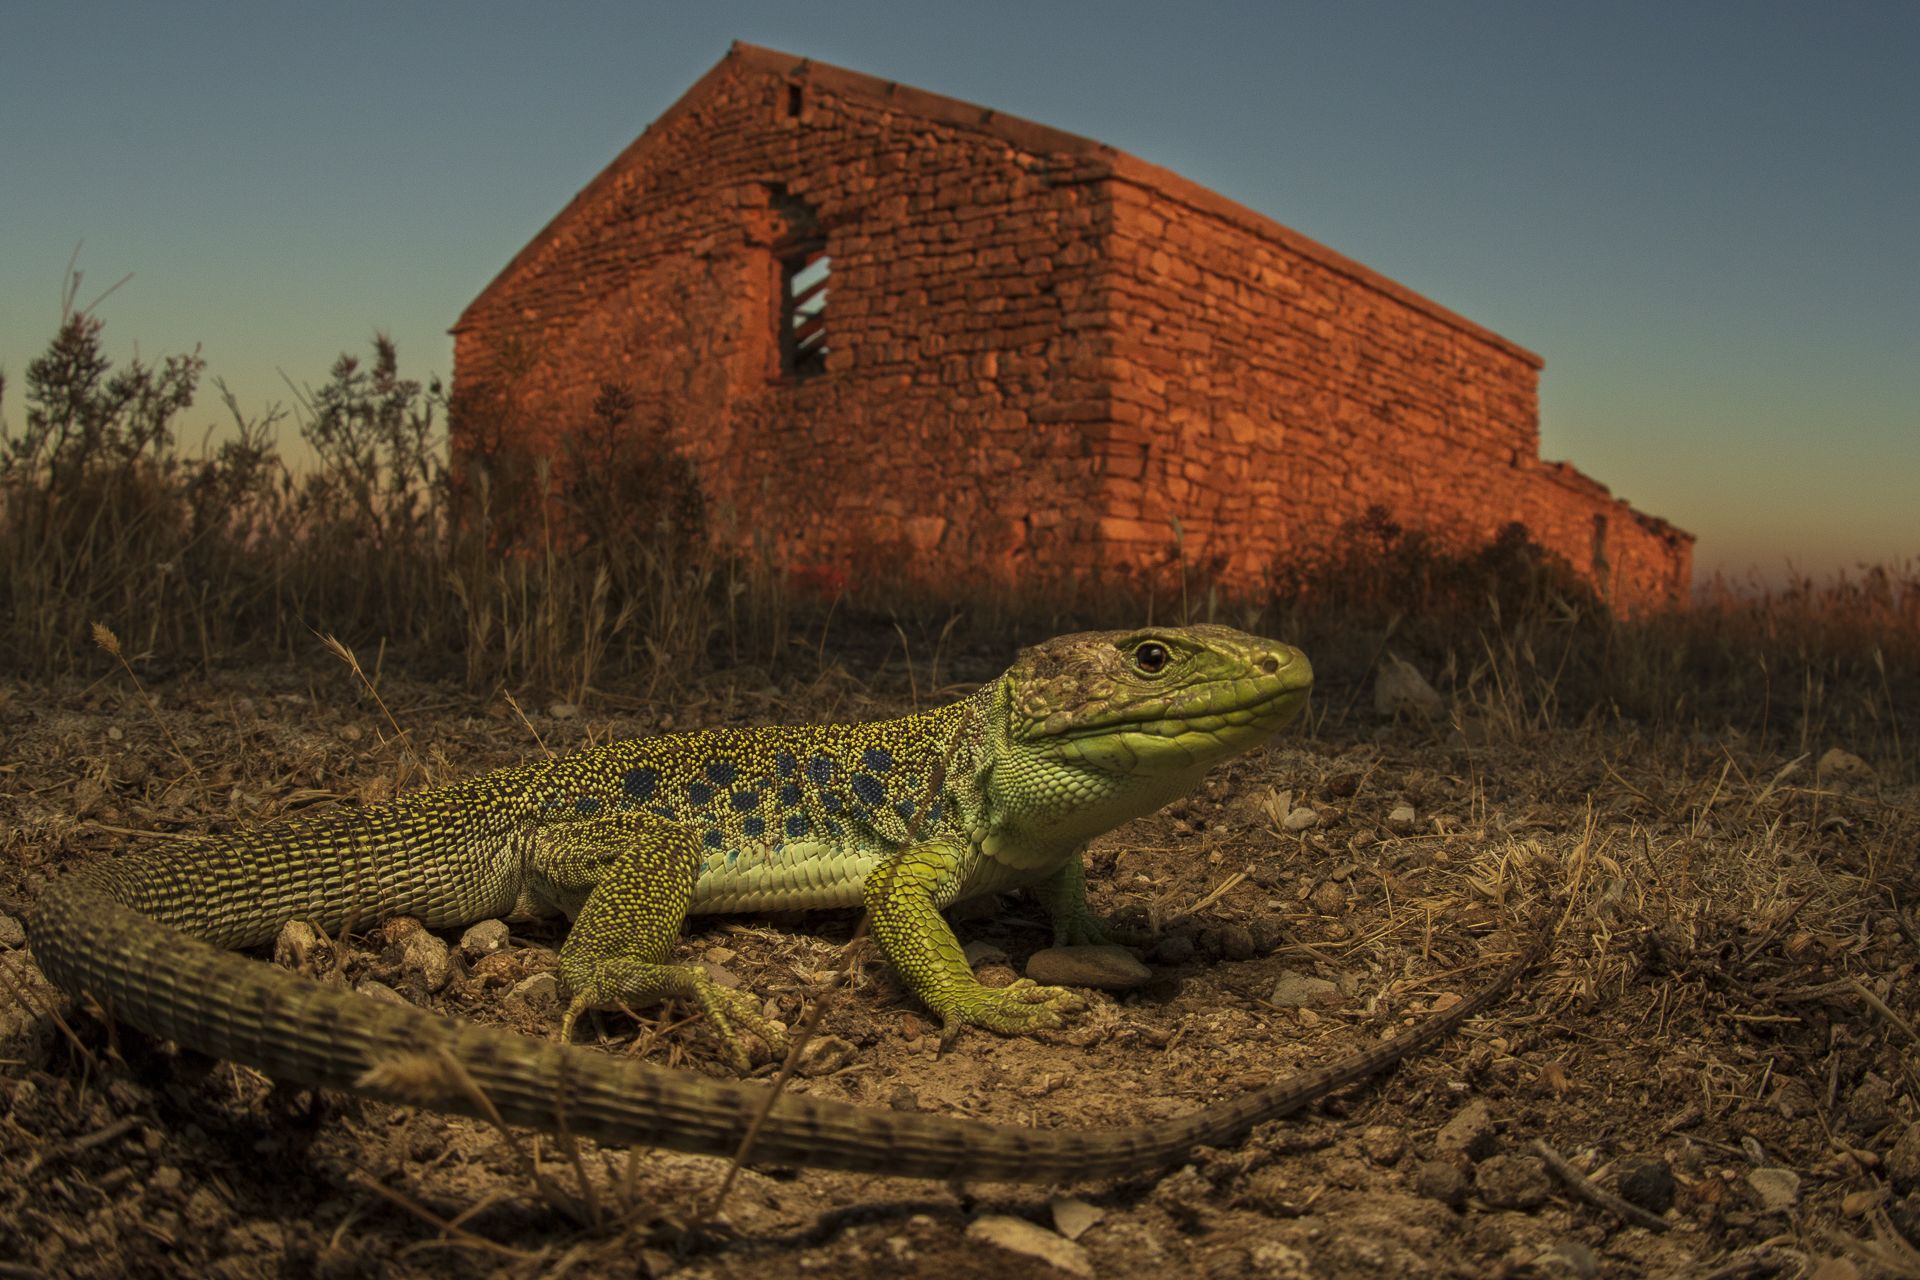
[1132, 641, 1171, 675]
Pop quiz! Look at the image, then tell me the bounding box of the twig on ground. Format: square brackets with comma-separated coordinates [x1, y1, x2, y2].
[1532, 1138, 1671, 1234]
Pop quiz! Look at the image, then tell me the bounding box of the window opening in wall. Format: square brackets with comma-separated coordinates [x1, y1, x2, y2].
[786, 82, 804, 118]
[780, 239, 829, 378]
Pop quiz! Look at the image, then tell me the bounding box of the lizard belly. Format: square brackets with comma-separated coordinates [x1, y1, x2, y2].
[688, 839, 883, 915]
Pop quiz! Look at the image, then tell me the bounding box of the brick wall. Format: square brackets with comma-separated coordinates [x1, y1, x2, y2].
[454, 44, 1692, 610]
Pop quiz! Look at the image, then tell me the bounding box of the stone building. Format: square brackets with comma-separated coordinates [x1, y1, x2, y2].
[452, 42, 1692, 607]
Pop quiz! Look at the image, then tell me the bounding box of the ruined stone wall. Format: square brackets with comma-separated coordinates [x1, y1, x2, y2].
[453, 56, 1121, 589]
[1085, 157, 1689, 606]
[455, 45, 1692, 610]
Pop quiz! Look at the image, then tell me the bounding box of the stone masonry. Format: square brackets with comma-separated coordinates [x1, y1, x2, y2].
[453, 42, 1692, 608]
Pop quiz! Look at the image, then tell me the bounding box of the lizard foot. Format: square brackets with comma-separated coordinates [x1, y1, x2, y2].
[559, 958, 789, 1074]
[939, 978, 1085, 1040]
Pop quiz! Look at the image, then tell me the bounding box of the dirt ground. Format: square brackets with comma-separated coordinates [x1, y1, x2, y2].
[2, 654, 1917, 1278]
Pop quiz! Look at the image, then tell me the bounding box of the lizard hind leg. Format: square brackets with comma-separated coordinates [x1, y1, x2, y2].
[534, 812, 789, 1073]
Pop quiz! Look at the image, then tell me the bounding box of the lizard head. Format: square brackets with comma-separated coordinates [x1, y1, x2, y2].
[1001, 624, 1312, 777]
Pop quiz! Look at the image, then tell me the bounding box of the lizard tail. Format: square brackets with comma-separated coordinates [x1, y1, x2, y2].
[30, 860, 1551, 1182]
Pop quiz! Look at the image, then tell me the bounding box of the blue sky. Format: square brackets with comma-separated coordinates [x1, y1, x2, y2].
[3, 1, 1914, 581]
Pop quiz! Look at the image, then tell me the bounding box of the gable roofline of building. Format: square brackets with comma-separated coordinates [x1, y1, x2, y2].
[455, 41, 1542, 369]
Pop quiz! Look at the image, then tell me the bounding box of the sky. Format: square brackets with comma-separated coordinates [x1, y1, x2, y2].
[2, 1, 1914, 583]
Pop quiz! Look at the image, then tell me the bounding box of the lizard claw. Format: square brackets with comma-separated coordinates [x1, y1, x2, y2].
[942, 978, 1085, 1037]
[557, 958, 787, 1074]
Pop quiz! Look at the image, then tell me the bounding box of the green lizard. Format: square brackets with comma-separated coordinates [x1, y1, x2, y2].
[30, 625, 1545, 1181]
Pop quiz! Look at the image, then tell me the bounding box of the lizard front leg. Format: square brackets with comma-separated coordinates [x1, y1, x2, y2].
[1030, 852, 1150, 947]
[863, 843, 1084, 1036]
[531, 812, 787, 1072]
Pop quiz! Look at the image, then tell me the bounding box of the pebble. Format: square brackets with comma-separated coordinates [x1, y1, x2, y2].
[547, 702, 579, 720]
[1361, 1124, 1409, 1166]
[1375, 654, 1446, 720]
[1387, 804, 1418, 833]
[1747, 1167, 1802, 1212]
[1415, 1159, 1470, 1209]
[1886, 1122, 1920, 1189]
[1532, 1242, 1600, 1280]
[0, 913, 25, 949]
[1026, 944, 1151, 990]
[1282, 806, 1320, 832]
[1476, 1153, 1553, 1209]
[271, 921, 330, 972]
[962, 939, 1009, 967]
[1049, 1196, 1104, 1241]
[966, 1214, 1092, 1277]
[1616, 1157, 1676, 1214]
[1308, 880, 1346, 915]
[796, 1035, 857, 1076]
[1201, 922, 1257, 961]
[1435, 1100, 1497, 1162]
[397, 931, 452, 994]
[1269, 970, 1341, 1008]
[1816, 747, 1874, 787]
[506, 972, 559, 1013]
[1845, 1073, 1895, 1132]
[354, 979, 411, 1007]
[459, 919, 511, 959]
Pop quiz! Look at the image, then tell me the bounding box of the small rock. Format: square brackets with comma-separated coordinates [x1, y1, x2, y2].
[1435, 1099, 1497, 1162]
[0, 913, 25, 949]
[886, 1085, 920, 1112]
[1747, 1167, 1802, 1212]
[1533, 1242, 1600, 1280]
[703, 945, 737, 965]
[1387, 804, 1417, 833]
[1415, 1159, 1470, 1209]
[701, 964, 742, 989]
[1817, 748, 1874, 788]
[1201, 922, 1257, 961]
[1269, 970, 1341, 1008]
[506, 972, 559, 1013]
[1375, 653, 1445, 720]
[1476, 1153, 1553, 1209]
[1308, 880, 1347, 915]
[1049, 1195, 1104, 1241]
[272, 920, 331, 973]
[1361, 1124, 1409, 1166]
[184, 1187, 228, 1232]
[1616, 1157, 1676, 1214]
[1150, 933, 1197, 965]
[1770, 1076, 1819, 1118]
[1846, 1074, 1895, 1133]
[1886, 1122, 1920, 1189]
[547, 702, 579, 720]
[354, 979, 411, 1007]
[1282, 807, 1320, 832]
[459, 919, 510, 959]
[966, 1214, 1092, 1278]
[963, 939, 1009, 967]
[796, 1035, 857, 1077]
[397, 931, 452, 994]
[1842, 1188, 1885, 1217]
[1026, 944, 1151, 990]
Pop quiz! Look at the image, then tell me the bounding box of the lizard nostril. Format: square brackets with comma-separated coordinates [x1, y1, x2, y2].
[1260, 655, 1281, 675]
